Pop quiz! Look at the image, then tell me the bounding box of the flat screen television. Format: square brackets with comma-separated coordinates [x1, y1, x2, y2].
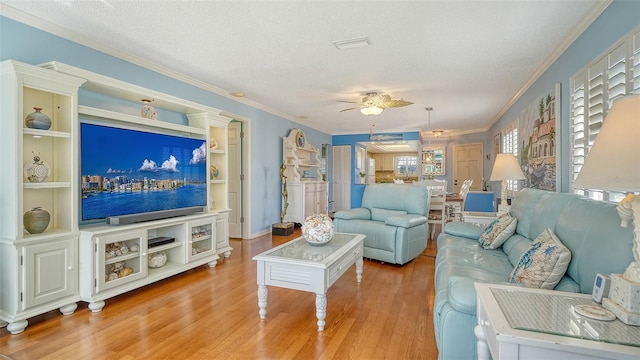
[80, 122, 207, 223]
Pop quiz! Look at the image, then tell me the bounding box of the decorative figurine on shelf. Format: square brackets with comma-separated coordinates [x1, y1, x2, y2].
[24, 151, 50, 183]
[280, 162, 289, 224]
[140, 99, 157, 120]
[210, 165, 219, 180]
[24, 107, 51, 130]
[272, 162, 294, 236]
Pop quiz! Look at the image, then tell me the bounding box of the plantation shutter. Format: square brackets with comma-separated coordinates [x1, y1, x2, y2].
[570, 27, 640, 201]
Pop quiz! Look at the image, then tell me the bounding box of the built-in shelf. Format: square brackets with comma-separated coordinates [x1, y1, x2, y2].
[147, 242, 182, 254]
[23, 182, 71, 189]
[23, 128, 71, 138]
[105, 252, 140, 265]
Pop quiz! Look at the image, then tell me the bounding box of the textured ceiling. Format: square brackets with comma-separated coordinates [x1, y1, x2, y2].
[1, 1, 604, 135]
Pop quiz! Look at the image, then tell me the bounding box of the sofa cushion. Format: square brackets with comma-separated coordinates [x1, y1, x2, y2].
[510, 188, 547, 239]
[334, 208, 371, 220]
[361, 184, 429, 216]
[443, 222, 483, 240]
[554, 197, 635, 294]
[502, 234, 533, 267]
[371, 207, 407, 222]
[478, 214, 517, 249]
[509, 228, 571, 289]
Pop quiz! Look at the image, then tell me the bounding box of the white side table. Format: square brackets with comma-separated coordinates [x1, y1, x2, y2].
[463, 211, 498, 226]
[475, 283, 640, 360]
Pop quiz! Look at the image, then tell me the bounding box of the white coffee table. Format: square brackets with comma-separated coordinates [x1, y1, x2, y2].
[475, 283, 640, 360]
[253, 233, 365, 332]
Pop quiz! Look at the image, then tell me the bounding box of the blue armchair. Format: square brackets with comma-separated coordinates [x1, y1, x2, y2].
[334, 184, 430, 265]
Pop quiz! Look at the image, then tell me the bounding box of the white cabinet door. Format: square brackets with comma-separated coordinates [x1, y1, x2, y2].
[215, 213, 232, 258]
[188, 217, 216, 262]
[316, 182, 328, 214]
[23, 237, 76, 309]
[283, 182, 303, 223]
[95, 230, 147, 293]
[304, 183, 316, 219]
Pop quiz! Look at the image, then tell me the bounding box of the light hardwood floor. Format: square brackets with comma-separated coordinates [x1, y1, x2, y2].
[0, 228, 439, 360]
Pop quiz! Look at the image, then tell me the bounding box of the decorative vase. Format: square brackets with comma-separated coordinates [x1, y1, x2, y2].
[23, 207, 50, 234]
[23, 152, 50, 183]
[302, 214, 334, 246]
[24, 107, 51, 130]
[141, 99, 157, 120]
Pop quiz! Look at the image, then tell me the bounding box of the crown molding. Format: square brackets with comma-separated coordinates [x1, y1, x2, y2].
[489, 0, 612, 127]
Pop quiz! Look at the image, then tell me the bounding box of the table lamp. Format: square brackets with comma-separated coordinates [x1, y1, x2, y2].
[489, 153, 525, 215]
[573, 94, 640, 325]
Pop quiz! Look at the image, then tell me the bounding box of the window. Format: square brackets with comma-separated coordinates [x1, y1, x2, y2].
[570, 27, 640, 201]
[501, 121, 519, 196]
[395, 156, 417, 177]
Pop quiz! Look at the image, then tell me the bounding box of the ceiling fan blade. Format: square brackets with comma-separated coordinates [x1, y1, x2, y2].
[339, 107, 360, 112]
[337, 100, 361, 104]
[379, 99, 414, 108]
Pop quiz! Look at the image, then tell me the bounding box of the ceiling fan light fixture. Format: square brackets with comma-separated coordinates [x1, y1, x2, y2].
[361, 105, 384, 116]
[333, 37, 370, 50]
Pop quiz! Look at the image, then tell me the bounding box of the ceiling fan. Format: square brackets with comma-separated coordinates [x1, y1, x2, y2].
[339, 92, 413, 115]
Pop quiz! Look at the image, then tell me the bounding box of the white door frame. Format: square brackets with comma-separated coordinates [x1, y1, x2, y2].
[221, 111, 251, 239]
[332, 145, 352, 212]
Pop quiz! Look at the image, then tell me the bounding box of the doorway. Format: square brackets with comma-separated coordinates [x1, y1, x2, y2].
[228, 121, 243, 238]
[332, 145, 351, 212]
[452, 143, 483, 192]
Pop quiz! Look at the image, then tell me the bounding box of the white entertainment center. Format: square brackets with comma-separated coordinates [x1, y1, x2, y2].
[0, 60, 232, 334]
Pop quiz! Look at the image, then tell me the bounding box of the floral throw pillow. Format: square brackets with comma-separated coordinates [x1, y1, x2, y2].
[478, 214, 517, 249]
[509, 227, 572, 289]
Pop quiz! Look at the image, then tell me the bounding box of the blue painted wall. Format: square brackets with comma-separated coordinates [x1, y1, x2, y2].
[487, 0, 640, 194]
[0, 16, 331, 237]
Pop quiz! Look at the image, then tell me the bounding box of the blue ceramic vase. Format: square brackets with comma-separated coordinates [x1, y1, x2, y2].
[25, 107, 51, 130]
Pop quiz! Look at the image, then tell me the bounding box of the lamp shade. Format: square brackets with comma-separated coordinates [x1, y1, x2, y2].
[489, 153, 525, 181]
[574, 95, 640, 192]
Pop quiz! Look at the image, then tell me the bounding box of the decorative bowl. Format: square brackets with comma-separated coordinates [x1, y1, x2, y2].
[301, 214, 334, 246]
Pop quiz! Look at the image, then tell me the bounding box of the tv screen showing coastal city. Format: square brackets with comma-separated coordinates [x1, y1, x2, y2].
[80, 122, 207, 222]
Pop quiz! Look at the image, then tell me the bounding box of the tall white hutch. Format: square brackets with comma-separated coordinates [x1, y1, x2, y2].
[281, 129, 328, 224]
[0, 60, 232, 333]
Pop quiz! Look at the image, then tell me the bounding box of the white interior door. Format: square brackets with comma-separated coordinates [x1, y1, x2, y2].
[332, 145, 351, 212]
[453, 143, 483, 192]
[227, 121, 242, 238]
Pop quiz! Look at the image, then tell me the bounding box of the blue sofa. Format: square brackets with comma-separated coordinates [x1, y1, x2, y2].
[434, 188, 635, 359]
[334, 184, 429, 265]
